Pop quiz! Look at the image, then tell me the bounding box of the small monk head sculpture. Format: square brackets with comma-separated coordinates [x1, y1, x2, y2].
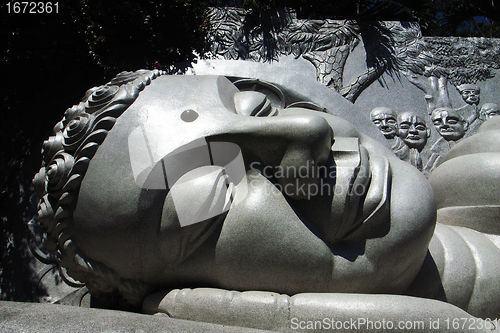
[370, 107, 398, 139]
[457, 84, 480, 106]
[480, 103, 500, 120]
[397, 112, 430, 151]
[431, 107, 468, 141]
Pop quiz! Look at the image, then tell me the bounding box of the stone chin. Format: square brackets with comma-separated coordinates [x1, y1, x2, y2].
[380, 128, 397, 139]
[404, 136, 425, 149]
[439, 130, 463, 141]
[430, 117, 500, 235]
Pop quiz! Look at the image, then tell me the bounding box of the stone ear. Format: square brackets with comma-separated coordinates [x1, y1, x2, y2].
[427, 128, 431, 138]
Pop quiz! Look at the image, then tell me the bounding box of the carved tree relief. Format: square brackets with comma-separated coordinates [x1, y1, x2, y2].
[205, 8, 500, 108]
[391, 24, 500, 113]
[205, 8, 396, 103]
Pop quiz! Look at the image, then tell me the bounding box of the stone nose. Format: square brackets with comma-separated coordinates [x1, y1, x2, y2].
[211, 114, 333, 165]
[208, 114, 334, 199]
[380, 120, 389, 127]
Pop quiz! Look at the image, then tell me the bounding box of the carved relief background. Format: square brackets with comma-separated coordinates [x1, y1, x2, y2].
[205, 7, 500, 175]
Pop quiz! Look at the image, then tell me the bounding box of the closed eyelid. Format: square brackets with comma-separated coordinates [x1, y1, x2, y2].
[234, 91, 277, 117]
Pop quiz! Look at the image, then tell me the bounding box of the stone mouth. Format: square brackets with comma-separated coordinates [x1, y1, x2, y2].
[295, 137, 391, 244]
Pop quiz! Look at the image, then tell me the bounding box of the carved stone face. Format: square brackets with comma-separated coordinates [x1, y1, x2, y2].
[460, 89, 480, 105]
[53, 75, 435, 301]
[481, 103, 500, 120]
[431, 108, 467, 141]
[370, 107, 398, 139]
[397, 112, 429, 151]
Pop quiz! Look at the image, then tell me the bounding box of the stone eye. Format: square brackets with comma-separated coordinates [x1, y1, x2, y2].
[234, 91, 277, 117]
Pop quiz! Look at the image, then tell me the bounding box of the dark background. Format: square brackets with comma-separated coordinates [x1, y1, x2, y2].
[1, 0, 499, 302]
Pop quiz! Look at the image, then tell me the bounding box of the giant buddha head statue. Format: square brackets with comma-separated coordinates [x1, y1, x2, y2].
[33, 70, 436, 306]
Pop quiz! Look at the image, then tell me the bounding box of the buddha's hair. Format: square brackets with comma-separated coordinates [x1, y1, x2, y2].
[32, 69, 165, 304]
